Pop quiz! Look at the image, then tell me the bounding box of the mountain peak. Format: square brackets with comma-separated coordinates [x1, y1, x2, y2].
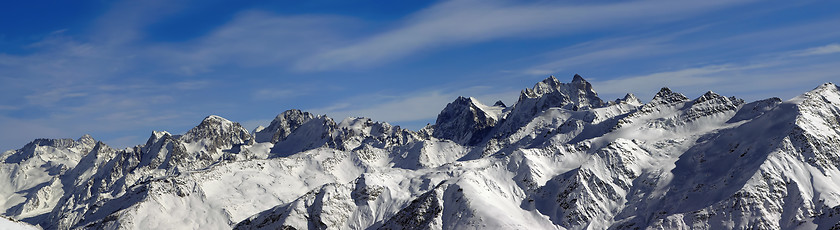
[811, 82, 839, 94]
[77, 134, 94, 141]
[255, 109, 315, 143]
[518, 75, 605, 109]
[572, 74, 585, 83]
[76, 134, 97, 147]
[693, 91, 724, 104]
[493, 100, 507, 107]
[616, 93, 642, 105]
[657, 87, 674, 95]
[433, 96, 499, 145]
[543, 75, 560, 86]
[201, 115, 232, 125]
[180, 115, 252, 149]
[790, 82, 840, 106]
[651, 87, 689, 104]
[453, 96, 472, 104]
[151, 130, 171, 140]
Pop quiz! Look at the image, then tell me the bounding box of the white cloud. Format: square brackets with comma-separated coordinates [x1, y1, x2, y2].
[252, 89, 298, 100]
[295, 0, 755, 71]
[590, 55, 840, 102]
[792, 43, 840, 57]
[592, 65, 746, 100]
[151, 11, 354, 74]
[525, 43, 670, 76]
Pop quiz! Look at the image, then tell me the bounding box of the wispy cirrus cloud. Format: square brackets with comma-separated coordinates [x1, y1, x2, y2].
[295, 0, 755, 71]
[590, 51, 840, 102]
[150, 11, 354, 75]
[792, 43, 840, 57]
[0, 7, 353, 150]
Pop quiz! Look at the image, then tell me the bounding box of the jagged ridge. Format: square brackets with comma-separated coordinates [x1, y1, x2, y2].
[1, 76, 839, 230]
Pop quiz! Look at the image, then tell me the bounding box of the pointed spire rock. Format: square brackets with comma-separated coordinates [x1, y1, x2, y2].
[572, 74, 585, 83]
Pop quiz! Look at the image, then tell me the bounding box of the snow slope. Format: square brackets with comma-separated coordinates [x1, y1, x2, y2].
[1, 216, 41, 230]
[2, 75, 840, 230]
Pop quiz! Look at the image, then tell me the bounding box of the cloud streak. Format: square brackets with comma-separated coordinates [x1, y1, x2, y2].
[296, 0, 755, 71]
[0, 8, 354, 150]
[793, 43, 840, 57]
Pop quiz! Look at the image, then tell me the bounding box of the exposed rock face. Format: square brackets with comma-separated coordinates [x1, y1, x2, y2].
[508, 75, 606, 125]
[255, 109, 315, 144]
[180, 115, 254, 151]
[2, 78, 840, 230]
[614, 93, 643, 106]
[432, 97, 502, 146]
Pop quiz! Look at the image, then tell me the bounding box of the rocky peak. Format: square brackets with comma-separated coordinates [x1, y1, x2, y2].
[791, 82, 840, 130]
[77, 134, 95, 143]
[433, 96, 498, 145]
[517, 75, 605, 111]
[615, 93, 642, 106]
[543, 75, 562, 87]
[149, 131, 171, 142]
[179, 115, 253, 151]
[683, 91, 744, 122]
[815, 82, 838, 93]
[650, 87, 689, 105]
[693, 91, 726, 104]
[795, 82, 839, 103]
[135, 130, 183, 169]
[569, 74, 596, 93]
[522, 76, 560, 99]
[572, 74, 585, 83]
[143, 131, 174, 150]
[493, 100, 507, 107]
[255, 109, 315, 143]
[1, 136, 97, 164]
[25, 138, 78, 149]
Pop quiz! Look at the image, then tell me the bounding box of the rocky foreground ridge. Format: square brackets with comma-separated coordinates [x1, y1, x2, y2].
[2, 75, 840, 229]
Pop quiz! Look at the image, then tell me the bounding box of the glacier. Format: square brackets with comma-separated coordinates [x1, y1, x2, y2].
[2, 75, 840, 229]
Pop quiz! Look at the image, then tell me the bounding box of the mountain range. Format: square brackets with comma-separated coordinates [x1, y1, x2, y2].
[2, 75, 839, 229]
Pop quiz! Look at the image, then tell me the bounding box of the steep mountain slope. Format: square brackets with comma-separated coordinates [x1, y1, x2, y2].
[432, 96, 504, 146]
[2, 75, 839, 230]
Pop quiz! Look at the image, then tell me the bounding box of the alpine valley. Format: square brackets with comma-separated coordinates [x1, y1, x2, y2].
[2, 75, 840, 230]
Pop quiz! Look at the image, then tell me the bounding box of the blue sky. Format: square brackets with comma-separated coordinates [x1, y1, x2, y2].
[1, 0, 839, 151]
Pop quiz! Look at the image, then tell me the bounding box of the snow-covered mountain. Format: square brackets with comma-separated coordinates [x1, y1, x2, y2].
[2, 75, 840, 230]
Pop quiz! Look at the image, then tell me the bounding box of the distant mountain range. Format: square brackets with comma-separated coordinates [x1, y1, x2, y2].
[2, 75, 839, 229]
